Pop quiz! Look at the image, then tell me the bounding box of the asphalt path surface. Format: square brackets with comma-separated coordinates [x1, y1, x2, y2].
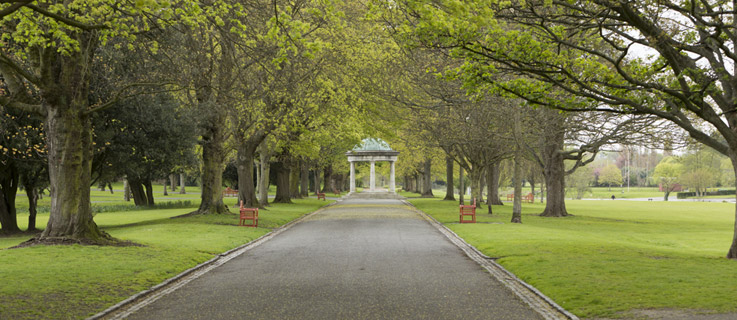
[125, 199, 543, 320]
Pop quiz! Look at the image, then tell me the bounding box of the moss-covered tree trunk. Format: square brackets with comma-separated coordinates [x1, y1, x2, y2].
[42, 99, 108, 241]
[195, 122, 228, 214]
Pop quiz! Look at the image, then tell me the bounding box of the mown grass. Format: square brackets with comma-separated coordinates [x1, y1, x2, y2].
[409, 197, 737, 318]
[0, 197, 330, 320]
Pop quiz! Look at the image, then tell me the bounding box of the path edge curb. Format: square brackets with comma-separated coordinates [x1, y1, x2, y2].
[402, 200, 579, 320]
[87, 201, 339, 320]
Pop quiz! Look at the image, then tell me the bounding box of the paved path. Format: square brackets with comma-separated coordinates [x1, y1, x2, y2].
[124, 199, 544, 320]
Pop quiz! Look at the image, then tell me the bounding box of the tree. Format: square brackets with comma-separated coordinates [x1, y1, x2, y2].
[0, 1, 206, 243]
[681, 169, 714, 198]
[566, 165, 593, 200]
[652, 157, 683, 201]
[599, 164, 623, 191]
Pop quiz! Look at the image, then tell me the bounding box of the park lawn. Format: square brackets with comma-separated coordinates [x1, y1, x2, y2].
[0, 198, 330, 320]
[409, 197, 737, 319]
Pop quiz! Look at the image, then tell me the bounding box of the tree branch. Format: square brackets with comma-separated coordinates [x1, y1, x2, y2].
[26, 4, 108, 30]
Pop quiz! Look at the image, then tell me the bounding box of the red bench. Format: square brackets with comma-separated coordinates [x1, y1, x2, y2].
[507, 193, 534, 203]
[333, 189, 341, 196]
[239, 200, 258, 227]
[459, 198, 477, 223]
[523, 193, 534, 203]
[317, 193, 326, 201]
[223, 187, 238, 197]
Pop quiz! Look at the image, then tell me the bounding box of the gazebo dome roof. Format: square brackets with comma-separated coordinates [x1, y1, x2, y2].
[353, 138, 393, 151]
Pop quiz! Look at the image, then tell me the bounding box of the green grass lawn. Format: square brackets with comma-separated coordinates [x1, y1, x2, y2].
[409, 197, 737, 318]
[0, 197, 330, 320]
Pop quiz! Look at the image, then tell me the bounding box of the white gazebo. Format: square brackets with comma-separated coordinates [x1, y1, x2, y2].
[346, 138, 399, 194]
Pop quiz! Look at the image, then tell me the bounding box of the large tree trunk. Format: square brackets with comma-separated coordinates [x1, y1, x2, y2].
[421, 158, 434, 197]
[41, 99, 109, 241]
[540, 124, 569, 217]
[194, 122, 228, 214]
[300, 163, 310, 197]
[259, 141, 270, 206]
[273, 161, 292, 203]
[511, 153, 522, 223]
[0, 162, 20, 233]
[237, 142, 260, 208]
[179, 173, 186, 194]
[444, 156, 455, 200]
[488, 162, 503, 205]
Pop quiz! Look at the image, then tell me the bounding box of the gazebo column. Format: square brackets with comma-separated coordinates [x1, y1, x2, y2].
[370, 161, 376, 191]
[349, 161, 356, 193]
[390, 161, 396, 193]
